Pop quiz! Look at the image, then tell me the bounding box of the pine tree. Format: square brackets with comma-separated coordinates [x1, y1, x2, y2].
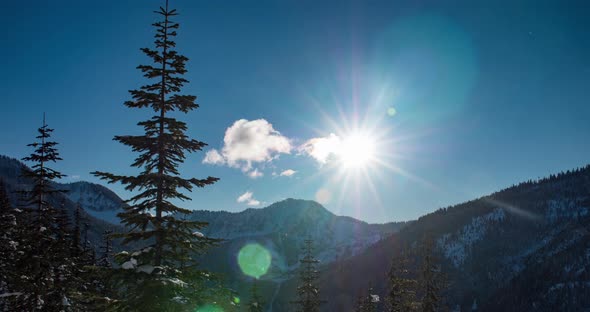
[355, 287, 379, 312]
[14, 115, 70, 310]
[97, 230, 113, 268]
[291, 239, 326, 312]
[49, 200, 76, 311]
[247, 279, 264, 312]
[419, 236, 445, 312]
[387, 248, 418, 312]
[80, 229, 114, 312]
[72, 202, 83, 258]
[91, 0, 222, 309]
[0, 178, 21, 309]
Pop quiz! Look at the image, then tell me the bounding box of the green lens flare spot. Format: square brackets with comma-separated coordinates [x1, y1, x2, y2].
[387, 107, 397, 117]
[195, 304, 224, 312]
[233, 296, 240, 304]
[238, 243, 271, 279]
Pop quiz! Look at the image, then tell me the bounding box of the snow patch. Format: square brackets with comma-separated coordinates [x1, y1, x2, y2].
[438, 208, 505, 267]
[121, 258, 137, 270]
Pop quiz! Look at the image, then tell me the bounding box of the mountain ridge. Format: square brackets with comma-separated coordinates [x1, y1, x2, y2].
[272, 164, 590, 311]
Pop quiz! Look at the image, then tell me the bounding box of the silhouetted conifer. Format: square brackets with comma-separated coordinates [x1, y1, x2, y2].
[0, 179, 21, 309]
[387, 248, 418, 312]
[91, 0, 223, 309]
[419, 236, 446, 312]
[97, 230, 113, 268]
[291, 238, 326, 312]
[14, 115, 71, 310]
[71, 202, 83, 257]
[247, 280, 264, 312]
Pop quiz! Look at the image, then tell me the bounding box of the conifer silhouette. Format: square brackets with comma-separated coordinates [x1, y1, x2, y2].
[91, 0, 223, 309]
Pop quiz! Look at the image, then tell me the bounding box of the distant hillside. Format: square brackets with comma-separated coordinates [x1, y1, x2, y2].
[62, 181, 125, 224]
[191, 198, 404, 265]
[190, 198, 407, 310]
[272, 165, 590, 311]
[0, 154, 409, 302]
[0, 155, 125, 251]
[6, 153, 588, 310]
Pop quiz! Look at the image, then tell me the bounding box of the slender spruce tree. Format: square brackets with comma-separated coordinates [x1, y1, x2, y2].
[387, 248, 418, 312]
[71, 202, 83, 257]
[92, 1, 222, 309]
[291, 238, 326, 312]
[419, 236, 445, 312]
[0, 179, 20, 309]
[97, 230, 113, 268]
[49, 199, 77, 311]
[247, 279, 264, 312]
[81, 229, 114, 312]
[15, 115, 70, 310]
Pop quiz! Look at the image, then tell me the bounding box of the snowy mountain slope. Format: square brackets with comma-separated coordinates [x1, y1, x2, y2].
[62, 181, 125, 224]
[0, 155, 407, 284]
[191, 199, 407, 309]
[191, 199, 404, 266]
[0, 155, 125, 251]
[267, 165, 590, 311]
[484, 214, 590, 311]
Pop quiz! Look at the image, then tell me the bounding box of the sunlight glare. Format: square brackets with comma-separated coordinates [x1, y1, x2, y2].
[338, 133, 377, 169]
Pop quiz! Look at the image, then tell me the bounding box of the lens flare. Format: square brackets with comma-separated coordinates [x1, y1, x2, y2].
[238, 243, 271, 279]
[387, 107, 396, 117]
[195, 304, 224, 312]
[315, 188, 332, 205]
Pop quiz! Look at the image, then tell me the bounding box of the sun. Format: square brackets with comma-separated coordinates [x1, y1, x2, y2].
[338, 132, 377, 169]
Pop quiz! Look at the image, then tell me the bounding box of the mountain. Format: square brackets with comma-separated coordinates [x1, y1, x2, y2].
[191, 199, 405, 265]
[8, 153, 588, 311]
[62, 181, 125, 224]
[0, 155, 125, 251]
[189, 199, 407, 310]
[269, 166, 590, 311]
[0, 154, 408, 308]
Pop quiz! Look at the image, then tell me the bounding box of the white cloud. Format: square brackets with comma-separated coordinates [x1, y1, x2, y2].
[203, 119, 291, 174]
[279, 169, 296, 177]
[236, 191, 261, 206]
[247, 168, 264, 179]
[202, 149, 225, 165]
[298, 133, 342, 164]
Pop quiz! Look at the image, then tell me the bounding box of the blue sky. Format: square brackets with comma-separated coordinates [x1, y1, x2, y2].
[1, 0, 589, 223]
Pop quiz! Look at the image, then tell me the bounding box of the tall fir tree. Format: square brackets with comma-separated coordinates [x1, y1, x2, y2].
[81, 229, 114, 312]
[92, 0, 223, 310]
[291, 238, 326, 312]
[97, 230, 113, 268]
[247, 279, 264, 312]
[15, 115, 71, 310]
[71, 202, 83, 258]
[387, 248, 418, 312]
[419, 236, 445, 312]
[49, 199, 77, 311]
[0, 178, 21, 309]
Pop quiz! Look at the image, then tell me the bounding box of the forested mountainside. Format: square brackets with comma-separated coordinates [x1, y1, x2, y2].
[269, 165, 590, 311]
[191, 199, 407, 309]
[192, 199, 405, 267]
[5, 151, 589, 311]
[0, 155, 124, 250]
